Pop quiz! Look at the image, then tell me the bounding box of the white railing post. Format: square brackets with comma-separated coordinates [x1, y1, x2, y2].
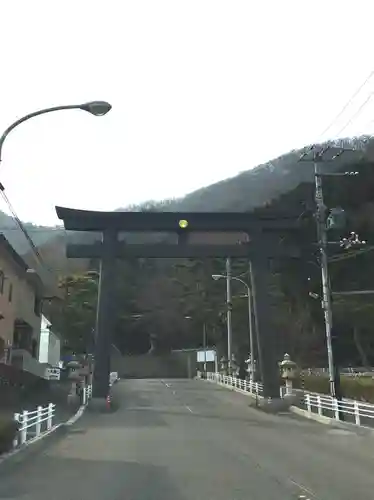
[82, 386, 87, 406]
[36, 406, 42, 437]
[47, 403, 54, 430]
[317, 395, 322, 416]
[13, 413, 20, 448]
[354, 401, 361, 426]
[305, 393, 311, 413]
[20, 410, 28, 445]
[333, 398, 339, 420]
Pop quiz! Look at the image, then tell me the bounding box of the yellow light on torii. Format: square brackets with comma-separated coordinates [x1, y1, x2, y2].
[178, 219, 189, 229]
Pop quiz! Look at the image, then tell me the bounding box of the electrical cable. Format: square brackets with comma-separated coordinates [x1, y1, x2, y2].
[318, 69, 374, 140]
[0, 186, 66, 287]
[301, 68, 374, 159]
[334, 91, 374, 138]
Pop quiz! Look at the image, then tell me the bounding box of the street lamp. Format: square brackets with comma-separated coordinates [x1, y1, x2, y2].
[0, 100, 112, 162]
[212, 273, 255, 380]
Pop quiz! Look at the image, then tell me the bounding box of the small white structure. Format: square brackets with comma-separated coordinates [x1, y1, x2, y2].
[39, 315, 61, 369]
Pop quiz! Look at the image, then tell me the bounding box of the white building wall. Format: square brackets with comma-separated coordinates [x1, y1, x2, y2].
[39, 315, 61, 367]
[48, 331, 61, 367]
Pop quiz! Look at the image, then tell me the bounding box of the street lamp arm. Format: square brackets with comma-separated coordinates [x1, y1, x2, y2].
[0, 104, 81, 162]
[212, 274, 249, 290]
[231, 276, 250, 290]
[0, 100, 111, 162]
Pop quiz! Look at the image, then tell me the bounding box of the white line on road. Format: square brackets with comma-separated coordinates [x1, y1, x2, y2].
[185, 405, 193, 413]
[289, 478, 316, 499]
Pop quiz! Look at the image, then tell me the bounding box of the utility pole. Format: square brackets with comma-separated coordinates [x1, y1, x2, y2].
[313, 156, 336, 397]
[246, 274, 255, 382]
[226, 257, 233, 374]
[300, 145, 363, 400]
[249, 260, 262, 381]
[203, 322, 207, 375]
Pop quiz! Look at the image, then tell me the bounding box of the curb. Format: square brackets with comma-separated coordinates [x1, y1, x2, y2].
[0, 403, 87, 471]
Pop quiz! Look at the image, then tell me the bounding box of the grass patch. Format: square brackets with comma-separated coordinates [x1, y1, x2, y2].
[293, 375, 374, 403]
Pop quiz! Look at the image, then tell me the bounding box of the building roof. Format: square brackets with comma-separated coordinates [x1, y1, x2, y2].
[0, 234, 44, 294]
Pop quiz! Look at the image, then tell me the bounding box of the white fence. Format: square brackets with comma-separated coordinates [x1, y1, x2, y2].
[204, 372, 374, 429]
[303, 392, 374, 426]
[13, 403, 56, 447]
[204, 372, 264, 396]
[12, 384, 93, 449]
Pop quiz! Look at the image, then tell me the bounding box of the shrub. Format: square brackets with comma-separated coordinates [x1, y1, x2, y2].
[0, 418, 19, 454]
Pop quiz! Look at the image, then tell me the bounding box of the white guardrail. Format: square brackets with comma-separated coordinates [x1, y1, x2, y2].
[203, 371, 264, 396]
[303, 392, 374, 426]
[13, 403, 56, 447]
[12, 384, 93, 449]
[203, 372, 374, 428]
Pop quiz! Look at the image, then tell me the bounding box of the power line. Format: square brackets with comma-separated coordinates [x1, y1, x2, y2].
[334, 91, 374, 138]
[302, 69, 374, 159]
[318, 69, 374, 140]
[0, 187, 65, 283]
[329, 244, 374, 263]
[0, 188, 46, 268]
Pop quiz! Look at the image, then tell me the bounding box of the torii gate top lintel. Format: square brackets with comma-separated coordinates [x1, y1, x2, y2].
[55, 206, 300, 232]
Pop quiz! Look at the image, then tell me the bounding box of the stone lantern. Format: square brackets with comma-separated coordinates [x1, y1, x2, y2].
[66, 360, 82, 380]
[280, 353, 297, 396]
[66, 360, 83, 403]
[220, 356, 228, 375]
[245, 354, 256, 382]
[230, 354, 238, 377]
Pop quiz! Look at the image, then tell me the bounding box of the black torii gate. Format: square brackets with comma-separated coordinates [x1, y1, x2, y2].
[56, 206, 300, 406]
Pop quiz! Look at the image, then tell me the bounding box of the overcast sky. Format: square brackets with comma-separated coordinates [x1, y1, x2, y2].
[0, 1, 373, 226]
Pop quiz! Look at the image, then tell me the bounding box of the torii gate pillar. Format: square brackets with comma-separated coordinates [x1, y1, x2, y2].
[91, 229, 117, 402]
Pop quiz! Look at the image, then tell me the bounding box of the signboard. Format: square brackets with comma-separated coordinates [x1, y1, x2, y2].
[45, 367, 61, 381]
[197, 350, 216, 363]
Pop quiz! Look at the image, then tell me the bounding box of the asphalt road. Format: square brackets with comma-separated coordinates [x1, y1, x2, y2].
[2, 379, 374, 499]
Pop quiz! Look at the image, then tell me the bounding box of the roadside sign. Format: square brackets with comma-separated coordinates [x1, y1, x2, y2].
[45, 367, 61, 380]
[197, 350, 215, 362]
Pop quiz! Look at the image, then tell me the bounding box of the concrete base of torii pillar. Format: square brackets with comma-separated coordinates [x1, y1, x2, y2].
[87, 397, 112, 413]
[256, 394, 298, 413]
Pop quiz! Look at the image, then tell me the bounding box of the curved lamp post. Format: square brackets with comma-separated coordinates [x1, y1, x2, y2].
[0, 100, 112, 162]
[212, 273, 255, 380]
